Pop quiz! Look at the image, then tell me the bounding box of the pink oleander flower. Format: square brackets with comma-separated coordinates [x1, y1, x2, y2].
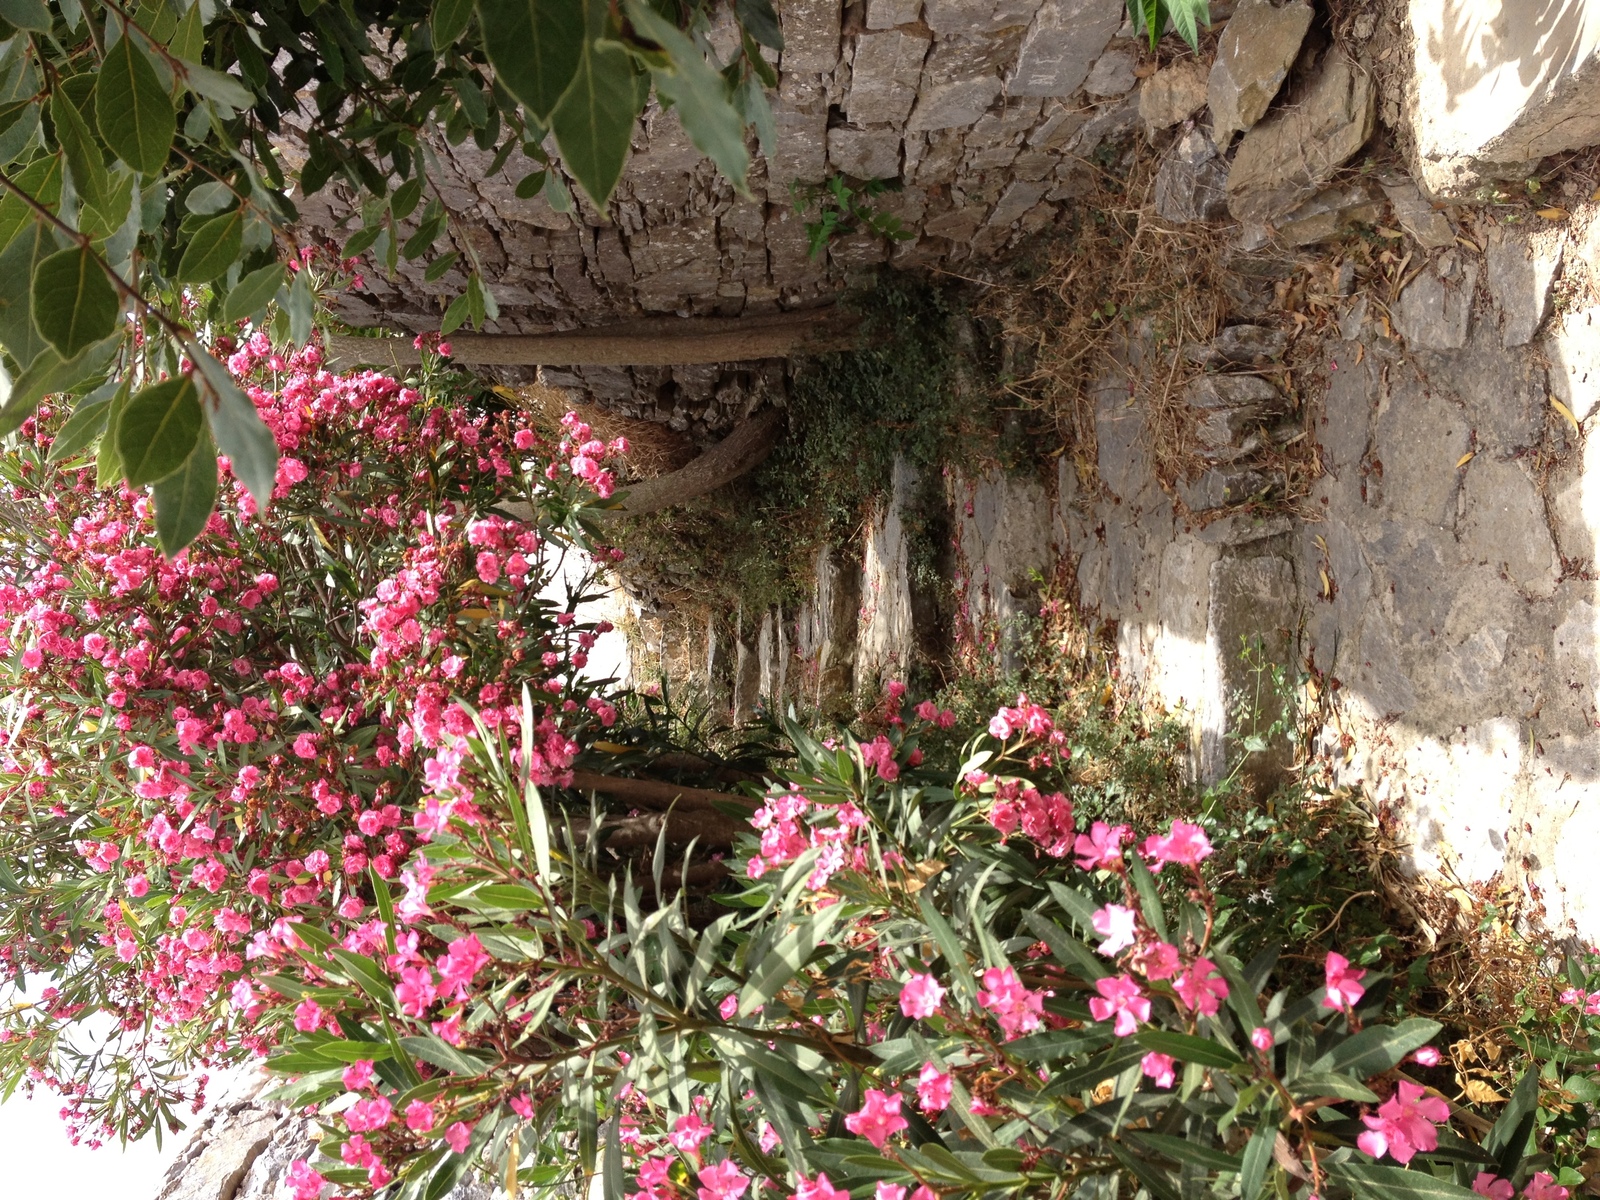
[1412, 1045, 1441, 1067]
[293, 998, 322, 1032]
[1141, 1051, 1176, 1089]
[285, 1160, 326, 1200]
[900, 972, 946, 1019]
[844, 1088, 908, 1149]
[1172, 958, 1229, 1017]
[670, 1113, 713, 1154]
[1074, 821, 1131, 871]
[696, 1159, 749, 1200]
[444, 1121, 472, 1153]
[1250, 1026, 1274, 1053]
[405, 1100, 436, 1133]
[1134, 941, 1181, 981]
[341, 1060, 374, 1091]
[1091, 903, 1138, 956]
[876, 1185, 907, 1200]
[1141, 819, 1213, 870]
[1356, 1080, 1450, 1164]
[1521, 1172, 1570, 1200]
[1323, 951, 1367, 1010]
[917, 1062, 952, 1112]
[792, 1174, 850, 1200]
[719, 994, 739, 1020]
[977, 965, 1045, 1039]
[1472, 1174, 1515, 1200]
[1088, 974, 1150, 1037]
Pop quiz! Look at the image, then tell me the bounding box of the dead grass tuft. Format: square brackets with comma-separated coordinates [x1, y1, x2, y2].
[511, 381, 697, 480]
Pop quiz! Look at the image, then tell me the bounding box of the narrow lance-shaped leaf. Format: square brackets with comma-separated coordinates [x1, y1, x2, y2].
[433, 0, 477, 47]
[175, 208, 244, 282]
[50, 89, 109, 214]
[222, 263, 285, 324]
[31, 245, 121, 359]
[190, 348, 278, 510]
[96, 31, 177, 175]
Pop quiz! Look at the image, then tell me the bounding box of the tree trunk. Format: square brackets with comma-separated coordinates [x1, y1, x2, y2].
[325, 310, 854, 371]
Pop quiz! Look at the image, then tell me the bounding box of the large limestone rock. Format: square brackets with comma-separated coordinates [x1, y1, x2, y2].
[1485, 230, 1563, 347]
[1407, 0, 1600, 197]
[1226, 51, 1375, 224]
[1206, 0, 1313, 145]
[1007, 0, 1124, 97]
[1153, 128, 1230, 223]
[1392, 256, 1478, 351]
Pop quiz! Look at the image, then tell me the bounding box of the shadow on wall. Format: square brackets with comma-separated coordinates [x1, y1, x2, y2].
[1426, 0, 1592, 110]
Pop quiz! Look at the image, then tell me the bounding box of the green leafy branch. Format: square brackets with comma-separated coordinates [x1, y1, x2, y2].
[792, 174, 915, 260]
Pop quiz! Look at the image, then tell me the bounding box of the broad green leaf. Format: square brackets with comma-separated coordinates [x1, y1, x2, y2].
[734, 0, 783, 49]
[514, 169, 547, 199]
[326, 948, 394, 1000]
[1325, 1162, 1482, 1199]
[0, 99, 39, 165]
[390, 175, 423, 221]
[1306, 1018, 1440, 1080]
[551, 30, 647, 208]
[151, 425, 218, 555]
[0, 154, 63, 252]
[1107, 1143, 1180, 1200]
[624, 0, 750, 194]
[0, 0, 52, 32]
[175, 208, 244, 281]
[96, 32, 176, 174]
[423, 251, 459, 281]
[117, 375, 203, 485]
[45, 382, 116, 461]
[440, 287, 471, 336]
[96, 379, 129, 485]
[189, 347, 277, 508]
[185, 180, 235, 214]
[0, 221, 50, 368]
[177, 62, 256, 111]
[1238, 1121, 1274, 1199]
[31, 245, 120, 358]
[169, 1, 205, 64]
[475, 0, 585, 121]
[0, 335, 117, 437]
[222, 263, 284, 324]
[470, 883, 543, 910]
[286, 264, 314, 344]
[1135, 1028, 1244, 1070]
[433, 0, 476, 47]
[50, 89, 109, 213]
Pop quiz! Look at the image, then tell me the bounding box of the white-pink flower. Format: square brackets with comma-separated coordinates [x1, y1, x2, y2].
[899, 972, 946, 1019]
[1091, 903, 1139, 956]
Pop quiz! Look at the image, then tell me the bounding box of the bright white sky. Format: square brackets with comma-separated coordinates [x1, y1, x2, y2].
[0, 551, 629, 1195]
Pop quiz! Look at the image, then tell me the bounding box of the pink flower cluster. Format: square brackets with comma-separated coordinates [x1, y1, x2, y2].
[744, 785, 869, 889]
[1357, 1079, 1450, 1164]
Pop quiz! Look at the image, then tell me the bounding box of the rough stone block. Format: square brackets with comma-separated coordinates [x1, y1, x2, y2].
[908, 75, 1003, 130]
[1201, 554, 1298, 785]
[847, 29, 932, 126]
[1486, 231, 1563, 348]
[1547, 305, 1600, 421]
[768, 77, 829, 186]
[1272, 182, 1382, 245]
[1382, 178, 1456, 248]
[1207, 0, 1313, 144]
[780, 0, 842, 72]
[1370, 374, 1472, 526]
[1178, 466, 1280, 512]
[1084, 44, 1138, 96]
[1407, 0, 1600, 197]
[857, 459, 919, 690]
[924, 204, 987, 241]
[1008, 0, 1123, 97]
[867, 0, 926, 26]
[1392, 260, 1478, 351]
[1153, 128, 1229, 223]
[1184, 324, 1290, 366]
[1138, 58, 1209, 135]
[924, 0, 1042, 33]
[985, 178, 1049, 228]
[1184, 373, 1285, 410]
[827, 127, 905, 179]
[1459, 455, 1560, 597]
[1226, 52, 1375, 224]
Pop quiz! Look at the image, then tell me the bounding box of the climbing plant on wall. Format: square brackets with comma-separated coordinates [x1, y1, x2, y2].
[0, 0, 781, 554]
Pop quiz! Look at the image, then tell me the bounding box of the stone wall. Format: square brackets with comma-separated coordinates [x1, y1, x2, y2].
[290, 0, 1154, 434]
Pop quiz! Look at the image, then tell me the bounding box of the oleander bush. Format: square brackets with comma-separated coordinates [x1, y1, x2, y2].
[1, 336, 1596, 1200]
